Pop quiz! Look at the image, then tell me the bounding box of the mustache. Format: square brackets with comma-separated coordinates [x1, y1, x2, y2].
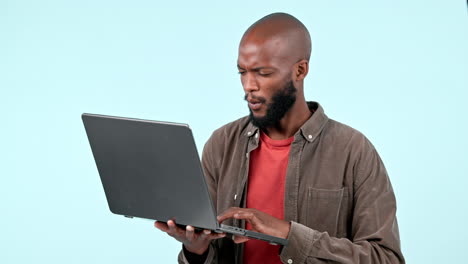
[244, 94, 267, 103]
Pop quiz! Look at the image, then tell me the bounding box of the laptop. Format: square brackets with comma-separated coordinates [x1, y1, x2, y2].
[82, 113, 288, 246]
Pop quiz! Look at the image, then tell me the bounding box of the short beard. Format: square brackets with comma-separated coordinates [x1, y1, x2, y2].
[246, 80, 297, 130]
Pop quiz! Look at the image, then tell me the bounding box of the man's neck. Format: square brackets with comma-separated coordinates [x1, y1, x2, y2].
[264, 100, 312, 140]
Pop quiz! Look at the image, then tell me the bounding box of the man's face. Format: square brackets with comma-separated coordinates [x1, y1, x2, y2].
[237, 37, 297, 128]
[244, 80, 297, 129]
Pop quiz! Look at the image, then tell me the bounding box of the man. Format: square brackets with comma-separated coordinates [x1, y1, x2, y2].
[155, 12, 405, 264]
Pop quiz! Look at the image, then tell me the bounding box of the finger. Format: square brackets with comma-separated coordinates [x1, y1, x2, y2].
[196, 229, 211, 241]
[206, 230, 226, 240]
[167, 220, 182, 236]
[201, 229, 211, 238]
[227, 211, 257, 229]
[167, 220, 179, 229]
[186, 225, 195, 241]
[232, 211, 255, 221]
[217, 207, 243, 223]
[154, 221, 170, 232]
[233, 211, 267, 233]
[232, 235, 250, 244]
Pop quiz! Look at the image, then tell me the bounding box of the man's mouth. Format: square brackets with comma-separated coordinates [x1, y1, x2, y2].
[245, 95, 266, 111]
[247, 99, 262, 111]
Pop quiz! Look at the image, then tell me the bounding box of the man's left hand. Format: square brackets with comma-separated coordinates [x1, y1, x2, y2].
[217, 207, 291, 244]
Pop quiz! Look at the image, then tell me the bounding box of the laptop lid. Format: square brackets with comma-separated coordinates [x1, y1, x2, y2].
[82, 113, 219, 230]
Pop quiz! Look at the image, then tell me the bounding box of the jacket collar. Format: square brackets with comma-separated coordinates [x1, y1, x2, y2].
[243, 101, 329, 143]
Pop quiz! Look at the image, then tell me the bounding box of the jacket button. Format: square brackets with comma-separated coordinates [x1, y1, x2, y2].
[287, 259, 293, 264]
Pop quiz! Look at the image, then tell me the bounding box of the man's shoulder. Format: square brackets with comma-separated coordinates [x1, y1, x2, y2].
[324, 118, 373, 150]
[326, 118, 363, 137]
[207, 116, 251, 144]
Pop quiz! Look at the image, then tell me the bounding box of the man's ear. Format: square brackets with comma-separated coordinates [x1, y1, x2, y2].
[294, 60, 309, 81]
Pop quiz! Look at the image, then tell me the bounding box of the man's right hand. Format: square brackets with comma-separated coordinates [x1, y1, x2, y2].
[154, 220, 226, 255]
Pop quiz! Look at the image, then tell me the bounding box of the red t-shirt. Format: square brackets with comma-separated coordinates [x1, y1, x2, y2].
[243, 132, 294, 264]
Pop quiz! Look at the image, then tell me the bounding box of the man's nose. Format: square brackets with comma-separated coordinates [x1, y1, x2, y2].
[242, 73, 259, 94]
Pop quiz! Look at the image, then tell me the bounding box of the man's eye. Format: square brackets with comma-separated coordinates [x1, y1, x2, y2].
[259, 72, 272, 76]
[238, 71, 246, 75]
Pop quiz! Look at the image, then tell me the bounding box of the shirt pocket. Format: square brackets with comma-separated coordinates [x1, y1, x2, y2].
[306, 187, 347, 237]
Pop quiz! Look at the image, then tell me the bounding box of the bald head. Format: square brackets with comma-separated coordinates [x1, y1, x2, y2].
[237, 13, 313, 133]
[240, 13, 312, 63]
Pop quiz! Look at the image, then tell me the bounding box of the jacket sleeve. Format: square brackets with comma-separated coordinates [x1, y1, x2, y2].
[280, 137, 405, 264]
[178, 244, 217, 264]
[177, 133, 221, 264]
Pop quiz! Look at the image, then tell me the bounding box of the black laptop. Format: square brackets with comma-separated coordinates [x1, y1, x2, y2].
[82, 113, 288, 246]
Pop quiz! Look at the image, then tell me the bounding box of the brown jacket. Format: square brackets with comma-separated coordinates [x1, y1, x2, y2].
[179, 102, 405, 264]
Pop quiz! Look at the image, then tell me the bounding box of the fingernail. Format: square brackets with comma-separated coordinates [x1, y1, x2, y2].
[203, 230, 211, 234]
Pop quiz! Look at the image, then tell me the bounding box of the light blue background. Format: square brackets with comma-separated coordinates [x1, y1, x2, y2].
[1, 0, 467, 263]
